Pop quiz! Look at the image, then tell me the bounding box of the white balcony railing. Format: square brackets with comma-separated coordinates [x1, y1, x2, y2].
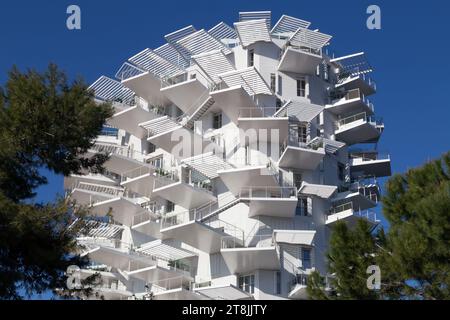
[328, 202, 378, 223]
[331, 88, 374, 112]
[221, 234, 274, 249]
[337, 73, 377, 92]
[336, 112, 383, 130]
[239, 186, 297, 199]
[91, 143, 147, 163]
[121, 166, 153, 183]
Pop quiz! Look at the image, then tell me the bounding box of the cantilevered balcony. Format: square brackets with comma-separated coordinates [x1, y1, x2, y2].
[152, 167, 217, 209]
[78, 269, 133, 300]
[237, 107, 289, 143]
[160, 71, 214, 113]
[217, 157, 280, 195]
[335, 73, 376, 96]
[288, 273, 309, 300]
[141, 115, 220, 161]
[120, 165, 155, 196]
[88, 197, 156, 227]
[160, 207, 244, 253]
[325, 202, 379, 228]
[220, 234, 280, 274]
[349, 151, 392, 178]
[147, 276, 206, 300]
[273, 229, 316, 246]
[107, 101, 165, 139]
[298, 182, 337, 199]
[127, 259, 194, 285]
[332, 184, 378, 211]
[239, 187, 298, 218]
[193, 283, 253, 300]
[211, 67, 273, 123]
[64, 173, 118, 191]
[131, 207, 165, 239]
[278, 137, 326, 170]
[278, 27, 332, 75]
[68, 181, 124, 207]
[334, 112, 384, 145]
[87, 143, 148, 174]
[326, 88, 375, 116]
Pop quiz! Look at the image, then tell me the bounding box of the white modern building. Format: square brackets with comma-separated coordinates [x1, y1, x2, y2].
[65, 11, 390, 300]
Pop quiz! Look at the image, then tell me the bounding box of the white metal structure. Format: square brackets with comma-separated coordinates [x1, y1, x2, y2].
[70, 10, 390, 300]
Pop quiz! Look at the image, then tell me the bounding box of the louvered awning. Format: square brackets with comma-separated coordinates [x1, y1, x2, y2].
[177, 29, 231, 58]
[290, 27, 332, 50]
[218, 67, 272, 96]
[271, 15, 311, 36]
[128, 48, 184, 79]
[208, 22, 237, 42]
[234, 19, 272, 48]
[164, 25, 197, 61]
[276, 100, 324, 122]
[154, 43, 189, 69]
[89, 76, 135, 105]
[330, 52, 373, 76]
[135, 239, 197, 261]
[239, 11, 272, 29]
[192, 49, 235, 84]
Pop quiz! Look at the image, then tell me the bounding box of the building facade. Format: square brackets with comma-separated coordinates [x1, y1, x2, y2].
[66, 11, 391, 300]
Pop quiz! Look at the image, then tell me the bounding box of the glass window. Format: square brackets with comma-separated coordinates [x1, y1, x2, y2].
[277, 75, 282, 95]
[212, 112, 222, 129]
[338, 163, 345, 181]
[239, 274, 255, 294]
[248, 49, 254, 67]
[270, 73, 276, 92]
[296, 197, 309, 216]
[276, 271, 281, 294]
[302, 248, 312, 269]
[298, 124, 308, 143]
[296, 78, 306, 97]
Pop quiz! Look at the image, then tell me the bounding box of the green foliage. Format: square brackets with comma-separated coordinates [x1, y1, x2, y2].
[0, 64, 113, 299]
[379, 152, 450, 299]
[307, 220, 379, 300]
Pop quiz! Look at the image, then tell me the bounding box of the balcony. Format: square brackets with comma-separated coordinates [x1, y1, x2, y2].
[116, 62, 172, 107]
[107, 101, 164, 139]
[160, 206, 244, 253]
[333, 179, 380, 211]
[147, 276, 206, 300]
[220, 234, 280, 274]
[273, 229, 316, 246]
[334, 112, 384, 145]
[237, 108, 289, 143]
[68, 181, 123, 207]
[127, 259, 194, 285]
[78, 269, 133, 300]
[87, 143, 148, 174]
[239, 187, 298, 218]
[64, 173, 117, 191]
[120, 166, 155, 196]
[78, 238, 160, 271]
[151, 168, 217, 209]
[326, 88, 375, 116]
[131, 208, 165, 239]
[193, 283, 253, 300]
[288, 273, 309, 300]
[298, 182, 338, 199]
[142, 115, 220, 161]
[160, 72, 213, 113]
[350, 151, 392, 178]
[217, 157, 280, 195]
[278, 137, 326, 170]
[335, 73, 376, 96]
[325, 202, 379, 228]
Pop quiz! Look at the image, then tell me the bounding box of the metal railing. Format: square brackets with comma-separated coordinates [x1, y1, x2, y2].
[280, 136, 324, 155]
[239, 186, 297, 199]
[91, 143, 147, 163]
[336, 112, 382, 129]
[72, 181, 124, 197]
[221, 234, 274, 249]
[337, 73, 377, 92]
[120, 165, 153, 183]
[146, 276, 193, 294]
[331, 88, 374, 112]
[328, 202, 378, 222]
[238, 107, 274, 118]
[349, 151, 390, 162]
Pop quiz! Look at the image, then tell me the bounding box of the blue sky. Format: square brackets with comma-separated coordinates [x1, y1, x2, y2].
[0, 0, 448, 297]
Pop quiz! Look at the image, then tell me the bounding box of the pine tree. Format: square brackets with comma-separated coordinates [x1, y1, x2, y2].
[379, 152, 450, 299]
[307, 220, 380, 300]
[0, 64, 113, 299]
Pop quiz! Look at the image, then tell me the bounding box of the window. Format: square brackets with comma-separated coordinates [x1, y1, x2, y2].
[277, 75, 283, 95]
[239, 274, 255, 294]
[276, 271, 281, 294]
[270, 73, 276, 92]
[338, 163, 346, 181]
[296, 197, 309, 216]
[276, 98, 282, 111]
[212, 112, 222, 129]
[248, 49, 254, 67]
[293, 172, 302, 189]
[166, 201, 175, 213]
[302, 248, 312, 269]
[148, 156, 163, 168]
[296, 78, 306, 97]
[298, 124, 307, 144]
